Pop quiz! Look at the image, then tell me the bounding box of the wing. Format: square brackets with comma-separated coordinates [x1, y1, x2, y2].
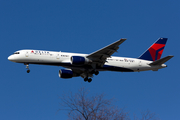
[87, 38, 127, 66]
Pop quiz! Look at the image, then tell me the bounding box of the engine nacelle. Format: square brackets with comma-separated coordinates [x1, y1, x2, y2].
[59, 69, 73, 78]
[71, 56, 91, 65]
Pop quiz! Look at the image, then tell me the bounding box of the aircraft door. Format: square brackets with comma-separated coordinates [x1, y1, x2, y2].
[56, 52, 61, 59]
[139, 61, 142, 66]
[25, 51, 29, 57]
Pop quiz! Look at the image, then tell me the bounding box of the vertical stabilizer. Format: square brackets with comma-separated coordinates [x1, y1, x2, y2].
[138, 38, 168, 61]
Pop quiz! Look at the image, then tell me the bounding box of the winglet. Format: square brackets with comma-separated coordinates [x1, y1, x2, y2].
[149, 55, 174, 65]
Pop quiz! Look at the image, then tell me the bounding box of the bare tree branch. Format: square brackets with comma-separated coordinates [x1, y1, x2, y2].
[59, 88, 159, 120]
[134, 110, 160, 120]
[59, 87, 129, 120]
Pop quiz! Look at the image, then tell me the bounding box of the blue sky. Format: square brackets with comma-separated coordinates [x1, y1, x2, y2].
[1, 0, 179, 120]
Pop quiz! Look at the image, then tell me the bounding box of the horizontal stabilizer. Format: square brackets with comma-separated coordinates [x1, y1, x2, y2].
[149, 55, 174, 65]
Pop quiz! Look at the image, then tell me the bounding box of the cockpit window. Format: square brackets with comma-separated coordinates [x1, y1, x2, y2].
[13, 52, 20, 54]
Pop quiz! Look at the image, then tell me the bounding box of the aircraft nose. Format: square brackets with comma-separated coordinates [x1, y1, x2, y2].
[8, 55, 14, 61]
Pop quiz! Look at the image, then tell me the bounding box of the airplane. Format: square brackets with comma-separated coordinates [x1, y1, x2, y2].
[8, 38, 173, 83]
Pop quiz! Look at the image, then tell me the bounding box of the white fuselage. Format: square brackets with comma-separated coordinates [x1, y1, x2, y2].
[8, 50, 166, 72]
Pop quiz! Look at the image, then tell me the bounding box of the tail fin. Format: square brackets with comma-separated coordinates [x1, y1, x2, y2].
[138, 38, 168, 61]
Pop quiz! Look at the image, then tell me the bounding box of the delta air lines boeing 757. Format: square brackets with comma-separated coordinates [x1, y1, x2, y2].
[8, 38, 173, 82]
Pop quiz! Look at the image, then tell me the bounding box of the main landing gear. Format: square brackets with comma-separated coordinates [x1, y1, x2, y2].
[83, 70, 99, 83]
[94, 71, 99, 75]
[24, 63, 30, 73]
[84, 77, 92, 83]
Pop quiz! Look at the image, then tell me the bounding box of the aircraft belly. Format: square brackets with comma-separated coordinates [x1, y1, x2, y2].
[25, 61, 134, 72]
[101, 65, 134, 72]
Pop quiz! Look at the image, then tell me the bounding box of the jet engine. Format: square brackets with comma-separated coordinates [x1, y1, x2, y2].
[59, 69, 73, 78]
[70, 56, 91, 65]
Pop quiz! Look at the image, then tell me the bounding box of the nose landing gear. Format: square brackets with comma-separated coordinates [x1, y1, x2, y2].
[27, 69, 30, 73]
[24, 63, 30, 73]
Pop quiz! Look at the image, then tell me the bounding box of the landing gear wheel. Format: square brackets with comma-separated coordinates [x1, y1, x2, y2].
[95, 71, 99, 75]
[27, 69, 30, 73]
[88, 78, 92, 83]
[24, 63, 30, 73]
[84, 77, 88, 82]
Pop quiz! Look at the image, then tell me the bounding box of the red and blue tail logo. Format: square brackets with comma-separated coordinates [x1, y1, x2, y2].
[138, 38, 167, 61]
